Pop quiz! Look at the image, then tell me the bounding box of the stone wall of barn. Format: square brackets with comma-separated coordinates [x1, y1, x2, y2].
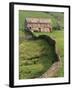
[25, 18, 52, 32]
[26, 23, 52, 32]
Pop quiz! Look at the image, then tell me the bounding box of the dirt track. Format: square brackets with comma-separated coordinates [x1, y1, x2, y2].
[40, 60, 61, 78]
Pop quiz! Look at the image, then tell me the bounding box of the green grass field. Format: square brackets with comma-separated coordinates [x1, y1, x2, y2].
[19, 37, 57, 79]
[19, 10, 64, 79]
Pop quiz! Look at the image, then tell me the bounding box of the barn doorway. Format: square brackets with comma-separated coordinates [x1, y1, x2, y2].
[29, 27, 31, 29]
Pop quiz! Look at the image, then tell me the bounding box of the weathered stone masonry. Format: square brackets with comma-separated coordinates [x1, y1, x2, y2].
[25, 18, 52, 32]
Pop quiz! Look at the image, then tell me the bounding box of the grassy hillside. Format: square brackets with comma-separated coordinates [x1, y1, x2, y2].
[19, 10, 64, 79]
[19, 37, 57, 79]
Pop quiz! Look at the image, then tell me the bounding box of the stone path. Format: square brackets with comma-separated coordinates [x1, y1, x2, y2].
[39, 60, 61, 78]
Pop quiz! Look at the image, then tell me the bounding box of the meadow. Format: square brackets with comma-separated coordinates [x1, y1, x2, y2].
[19, 10, 64, 79]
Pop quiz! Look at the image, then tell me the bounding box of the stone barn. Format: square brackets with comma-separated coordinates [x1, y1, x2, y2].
[25, 18, 52, 32]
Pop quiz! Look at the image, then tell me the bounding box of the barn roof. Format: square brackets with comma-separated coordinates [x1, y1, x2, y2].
[25, 18, 51, 24]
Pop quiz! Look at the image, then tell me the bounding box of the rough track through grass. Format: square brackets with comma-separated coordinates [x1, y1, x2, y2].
[39, 60, 61, 78]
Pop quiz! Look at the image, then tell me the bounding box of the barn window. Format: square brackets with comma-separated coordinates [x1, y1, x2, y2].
[39, 28, 41, 32]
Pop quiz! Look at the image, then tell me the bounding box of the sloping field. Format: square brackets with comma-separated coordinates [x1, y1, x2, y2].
[19, 10, 64, 79]
[19, 32, 58, 79]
